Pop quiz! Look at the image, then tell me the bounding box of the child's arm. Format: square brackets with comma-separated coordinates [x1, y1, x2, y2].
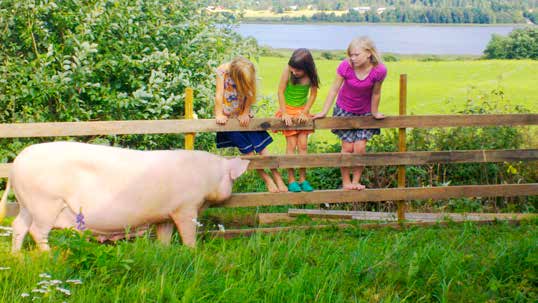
[277, 67, 293, 126]
[371, 81, 385, 120]
[312, 74, 344, 119]
[214, 67, 228, 125]
[298, 86, 318, 123]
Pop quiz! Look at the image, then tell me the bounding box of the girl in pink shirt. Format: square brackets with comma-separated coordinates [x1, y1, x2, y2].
[313, 37, 387, 190]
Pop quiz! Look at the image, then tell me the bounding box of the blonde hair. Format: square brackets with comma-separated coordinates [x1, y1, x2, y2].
[229, 56, 257, 113]
[346, 36, 382, 66]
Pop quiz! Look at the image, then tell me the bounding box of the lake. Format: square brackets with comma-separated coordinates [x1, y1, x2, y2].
[235, 23, 521, 55]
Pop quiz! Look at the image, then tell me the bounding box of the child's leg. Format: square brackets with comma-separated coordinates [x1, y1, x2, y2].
[341, 141, 354, 190]
[285, 135, 298, 184]
[258, 148, 288, 192]
[351, 140, 367, 190]
[246, 151, 279, 193]
[297, 132, 309, 183]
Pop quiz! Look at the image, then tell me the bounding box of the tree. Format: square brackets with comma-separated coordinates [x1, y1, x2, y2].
[484, 27, 538, 59]
[0, 0, 259, 154]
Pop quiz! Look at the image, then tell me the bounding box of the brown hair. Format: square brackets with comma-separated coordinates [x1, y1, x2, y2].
[346, 36, 382, 66]
[229, 56, 257, 113]
[288, 48, 320, 87]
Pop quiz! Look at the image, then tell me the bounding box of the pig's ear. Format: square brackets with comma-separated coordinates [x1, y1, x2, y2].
[228, 157, 250, 180]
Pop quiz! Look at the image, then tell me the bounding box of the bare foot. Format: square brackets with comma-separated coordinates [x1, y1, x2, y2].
[264, 179, 279, 193]
[343, 183, 355, 190]
[275, 180, 288, 192]
[353, 183, 366, 190]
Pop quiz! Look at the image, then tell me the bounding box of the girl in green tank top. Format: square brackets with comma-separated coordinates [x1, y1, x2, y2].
[275, 48, 320, 192]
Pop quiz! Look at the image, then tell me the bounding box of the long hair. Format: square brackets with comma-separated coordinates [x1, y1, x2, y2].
[288, 48, 320, 88]
[346, 36, 382, 66]
[229, 56, 257, 113]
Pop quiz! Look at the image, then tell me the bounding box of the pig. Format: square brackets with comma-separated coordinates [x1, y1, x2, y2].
[0, 141, 249, 252]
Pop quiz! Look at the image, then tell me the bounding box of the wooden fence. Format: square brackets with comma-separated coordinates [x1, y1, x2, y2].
[1, 75, 538, 221]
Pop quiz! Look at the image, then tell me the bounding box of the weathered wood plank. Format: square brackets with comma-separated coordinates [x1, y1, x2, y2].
[314, 114, 538, 129]
[288, 209, 537, 221]
[1, 149, 536, 178]
[239, 149, 538, 169]
[5, 185, 535, 218]
[0, 114, 536, 138]
[220, 184, 538, 208]
[0, 118, 313, 138]
[0, 164, 9, 178]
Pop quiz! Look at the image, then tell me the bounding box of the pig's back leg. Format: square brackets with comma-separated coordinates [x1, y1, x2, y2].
[156, 222, 175, 245]
[25, 197, 66, 251]
[11, 208, 32, 252]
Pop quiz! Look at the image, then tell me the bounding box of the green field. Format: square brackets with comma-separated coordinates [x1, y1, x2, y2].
[253, 57, 538, 153]
[1, 220, 536, 302]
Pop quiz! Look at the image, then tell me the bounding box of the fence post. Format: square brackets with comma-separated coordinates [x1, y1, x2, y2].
[184, 87, 194, 150]
[397, 74, 407, 222]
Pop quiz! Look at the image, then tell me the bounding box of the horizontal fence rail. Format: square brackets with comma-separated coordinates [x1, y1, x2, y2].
[220, 184, 538, 208]
[0, 114, 536, 138]
[240, 149, 538, 169]
[4, 184, 538, 218]
[0, 149, 536, 177]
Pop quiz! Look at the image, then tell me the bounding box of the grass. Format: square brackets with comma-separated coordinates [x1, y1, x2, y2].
[252, 56, 538, 153]
[0, 220, 536, 302]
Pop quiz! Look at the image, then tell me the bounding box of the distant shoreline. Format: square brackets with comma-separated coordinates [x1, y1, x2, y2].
[260, 48, 483, 60]
[240, 20, 531, 27]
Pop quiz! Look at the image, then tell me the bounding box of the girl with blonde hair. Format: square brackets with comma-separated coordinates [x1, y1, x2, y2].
[313, 37, 387, 190]
[215, 56, 287, 192]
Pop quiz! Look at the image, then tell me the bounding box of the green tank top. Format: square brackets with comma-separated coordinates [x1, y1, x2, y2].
[284, 81, 310, 107]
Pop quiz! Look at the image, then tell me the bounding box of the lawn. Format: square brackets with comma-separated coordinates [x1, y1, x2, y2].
[253, 57, 538, 153]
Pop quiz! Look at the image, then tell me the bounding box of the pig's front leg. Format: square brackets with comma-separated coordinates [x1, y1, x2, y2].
[156, 222, 175, 245]
[170, 207, 199, 248]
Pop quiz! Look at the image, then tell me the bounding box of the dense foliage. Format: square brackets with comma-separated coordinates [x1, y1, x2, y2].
[206, 0, 537, 24]
[484, 27, 538, 59]
[0, 0, 258, 156]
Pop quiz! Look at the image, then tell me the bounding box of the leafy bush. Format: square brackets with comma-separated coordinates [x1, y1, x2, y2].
[382, 54, 400, 62]
[484, 27, 538, 59]
[0, 0, 258, 157]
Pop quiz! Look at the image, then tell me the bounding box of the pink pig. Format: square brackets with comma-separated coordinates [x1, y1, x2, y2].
[0, 141, 249, 252]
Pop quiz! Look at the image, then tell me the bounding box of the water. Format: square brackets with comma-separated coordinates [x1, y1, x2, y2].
[236, 23, 521, 55]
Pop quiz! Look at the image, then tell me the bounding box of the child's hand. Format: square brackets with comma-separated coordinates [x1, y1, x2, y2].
[280, 113, 293, 126]
[297, 112, 310, 124]
[312, 111, 327, 120]
[216, 114, 228, 125]
[237, 113, 251, 127]
[372, 112, 385, 120]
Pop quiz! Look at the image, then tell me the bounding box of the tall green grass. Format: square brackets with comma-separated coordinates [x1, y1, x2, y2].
[0, 220, 536, 302]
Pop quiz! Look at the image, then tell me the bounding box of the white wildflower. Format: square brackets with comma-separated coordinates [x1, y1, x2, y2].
[0, 233, 11, 237]
[37, 281, 50, 286]
[38, 273, 51, 279]
[20, 293, 30, 297]
[56, 287, 71, 296]
[0, 267, 10, 270]
[66, 279, 83, 285]
[191, 218, 203, 227]
[217, 224, 225, 232]
[31, 288, 46, 293]
[50, 280, 62, 285]
[0, 226, 12, 231]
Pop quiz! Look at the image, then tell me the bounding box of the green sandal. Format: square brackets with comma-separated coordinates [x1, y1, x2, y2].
[288, 181, 302, 192]
[300, 180, 314, 192]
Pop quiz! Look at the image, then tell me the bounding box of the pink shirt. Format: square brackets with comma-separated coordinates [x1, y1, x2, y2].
[336, 60, 387, 114]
